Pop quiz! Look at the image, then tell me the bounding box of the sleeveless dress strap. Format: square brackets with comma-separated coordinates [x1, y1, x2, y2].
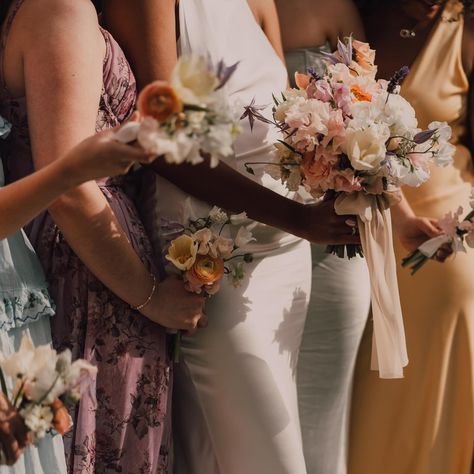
[0, 0, 25, 93]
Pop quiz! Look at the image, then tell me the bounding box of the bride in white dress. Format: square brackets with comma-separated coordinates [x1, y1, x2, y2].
[100, 0, 360, 471]
[158, 2, 310, 472]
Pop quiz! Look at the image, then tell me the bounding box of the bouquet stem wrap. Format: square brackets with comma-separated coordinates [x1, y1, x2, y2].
[335, 191, 408, 378]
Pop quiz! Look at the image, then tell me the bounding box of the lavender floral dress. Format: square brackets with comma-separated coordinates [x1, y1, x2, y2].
[0, 2, 172, 473]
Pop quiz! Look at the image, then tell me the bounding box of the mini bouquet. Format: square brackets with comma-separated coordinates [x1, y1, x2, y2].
[0, 335, 96, 447]
[115, 55, 241, 167]
[242, 37, 455, 379]
[162, 206, 255, 360]
[402, 188, 474, 274]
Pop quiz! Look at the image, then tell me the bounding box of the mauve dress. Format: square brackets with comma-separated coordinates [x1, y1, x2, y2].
[0, 2, 172, 473]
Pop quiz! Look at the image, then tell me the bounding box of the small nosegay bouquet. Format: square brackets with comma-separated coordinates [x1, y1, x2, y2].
[115, 55, 241, 167]
[402, 188, 474, 274]
[0, 335, 96, 448]
[162, 206, 255, 360]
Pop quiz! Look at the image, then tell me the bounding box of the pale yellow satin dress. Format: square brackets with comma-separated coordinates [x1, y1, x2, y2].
[349, 2, 474, 473]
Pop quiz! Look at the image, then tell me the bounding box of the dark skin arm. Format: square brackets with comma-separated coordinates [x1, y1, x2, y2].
[101, 0, 360, 245]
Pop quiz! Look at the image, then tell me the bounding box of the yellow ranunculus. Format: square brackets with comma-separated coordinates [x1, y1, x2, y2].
[166, 235, 198, 271]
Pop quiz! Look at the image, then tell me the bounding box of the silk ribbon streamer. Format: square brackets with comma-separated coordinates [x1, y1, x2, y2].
[335, 191, 408, 379]
[418, 234, 453, 257]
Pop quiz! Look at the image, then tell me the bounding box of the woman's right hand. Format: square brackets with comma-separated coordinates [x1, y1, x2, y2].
[140, 276, 207, 332]
[299, 200, 361, 245]
[60, 127, 157, 186]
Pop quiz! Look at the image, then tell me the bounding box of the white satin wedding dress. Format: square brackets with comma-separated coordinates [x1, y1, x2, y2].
[140, 1, 311, 472]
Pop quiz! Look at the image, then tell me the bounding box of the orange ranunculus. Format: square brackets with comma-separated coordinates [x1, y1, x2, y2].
[186, 255, 225, 287]
[294, 72, 311, 90]
[51, 399, 72, 435]
[350, 85, 372, 103]
[137, 80, 183, 122]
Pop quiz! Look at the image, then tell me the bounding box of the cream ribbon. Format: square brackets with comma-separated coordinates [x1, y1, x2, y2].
[335, 191, 408, 379]
[418, 234, 452, 257]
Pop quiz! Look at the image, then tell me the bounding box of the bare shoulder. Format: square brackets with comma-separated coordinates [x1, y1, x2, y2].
[246, 0, 275, 25]
[16, 0, 100, 45]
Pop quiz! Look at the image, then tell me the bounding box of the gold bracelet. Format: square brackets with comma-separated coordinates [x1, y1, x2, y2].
[131, 274, 157, 311]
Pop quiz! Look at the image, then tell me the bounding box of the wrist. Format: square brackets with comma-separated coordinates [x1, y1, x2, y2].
[131, 274, 157, 313]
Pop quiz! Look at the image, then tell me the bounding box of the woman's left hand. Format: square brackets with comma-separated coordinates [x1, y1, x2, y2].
[397, 215, 453, 261]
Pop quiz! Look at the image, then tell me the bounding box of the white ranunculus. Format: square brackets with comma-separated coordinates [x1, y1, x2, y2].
[343, 124, 389, 171]
[171, 55, 219, 105]
[235, 226, 256, 248]
[381, 93, 418, 135]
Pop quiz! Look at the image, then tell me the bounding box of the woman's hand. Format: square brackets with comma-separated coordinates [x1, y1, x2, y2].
[397, 216, 441, 253]
[397, 215, 453, 262]
[140, 277, 207, 332]
[0, 393, 29, 466]
[59, 128, 157, 187]
[300, 200, 361, 245]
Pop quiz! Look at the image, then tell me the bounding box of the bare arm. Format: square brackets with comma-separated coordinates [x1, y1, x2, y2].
[18, 0, 162, 314]
[101, 0, 358, 245]
[247, 0, 285, 61]
[0, 130, 155, 239]
[101, 0, 177, 89]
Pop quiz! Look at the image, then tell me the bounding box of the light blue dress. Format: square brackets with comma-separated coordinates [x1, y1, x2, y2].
[0, 119, 66, 474]
[284, 47, 371, 474]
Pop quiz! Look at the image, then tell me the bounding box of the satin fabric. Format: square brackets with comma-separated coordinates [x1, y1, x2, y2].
[349, 2, 474, 472]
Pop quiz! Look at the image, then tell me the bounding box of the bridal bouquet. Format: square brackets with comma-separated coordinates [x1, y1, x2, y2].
[402, 188, 474, 274]
[243, 37, 454, 258]
[115, 55, 240, 167]
[243, 37, 455, 379]
[162, 206, 255, 360]
[0, 335, 96, 444]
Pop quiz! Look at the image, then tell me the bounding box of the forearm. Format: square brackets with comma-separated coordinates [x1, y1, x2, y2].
[149, 159, 305, 237]
[49, 182, 154, 308]
[0, 159, 80, 239]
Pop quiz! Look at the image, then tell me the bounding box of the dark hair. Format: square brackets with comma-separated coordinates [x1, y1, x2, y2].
[355, 0, 474, 14]
[0, 1, 13, 28]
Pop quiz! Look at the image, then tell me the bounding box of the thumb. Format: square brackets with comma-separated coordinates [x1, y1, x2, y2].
[420, 218, 442, 238]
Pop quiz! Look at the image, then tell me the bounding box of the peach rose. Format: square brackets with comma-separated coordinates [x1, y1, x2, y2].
[185, 255, 225, 288]
[137, 81, 183, 122]
[352, 40, 377, 78]
[51, 400, 72, 435]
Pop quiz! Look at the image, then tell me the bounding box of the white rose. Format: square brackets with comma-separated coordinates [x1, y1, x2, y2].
[171, 55, 219, 105]
[343, 124, 389, 171]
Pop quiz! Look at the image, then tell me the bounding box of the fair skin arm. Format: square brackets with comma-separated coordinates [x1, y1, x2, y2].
[101, 0, 360, 245]
[247, 0, 285, 61]
[12, 0, 202, 330]
[0, 130, 155, 239]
